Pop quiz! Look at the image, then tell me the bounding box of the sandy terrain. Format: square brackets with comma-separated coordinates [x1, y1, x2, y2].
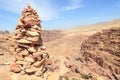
[0, 19, 120, 80]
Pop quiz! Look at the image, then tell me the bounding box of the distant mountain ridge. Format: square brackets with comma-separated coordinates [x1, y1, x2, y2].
[64, 18, 120, 35]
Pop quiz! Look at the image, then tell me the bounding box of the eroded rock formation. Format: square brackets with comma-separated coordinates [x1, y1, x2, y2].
[10, 4, 49, 76]
[81, 27, 120, 80]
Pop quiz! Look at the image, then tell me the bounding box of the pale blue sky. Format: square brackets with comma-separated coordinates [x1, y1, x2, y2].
[0, 0, 120, 32]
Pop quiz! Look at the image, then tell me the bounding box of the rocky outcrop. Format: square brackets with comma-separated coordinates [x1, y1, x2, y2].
[10, 4, 49, 76]
[81, 27, 120, 80]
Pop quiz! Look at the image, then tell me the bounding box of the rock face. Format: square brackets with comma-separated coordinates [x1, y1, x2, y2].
[10, 4, 49, 76]
[81, 27, 120, 80]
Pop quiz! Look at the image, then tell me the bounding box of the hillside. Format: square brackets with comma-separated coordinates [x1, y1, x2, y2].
[80, 27, 120, 80]
[64, 19, 120, 35]
[0, 19, 119, 80]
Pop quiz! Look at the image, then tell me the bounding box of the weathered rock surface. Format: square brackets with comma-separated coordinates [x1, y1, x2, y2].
[80, 27, 120, 80]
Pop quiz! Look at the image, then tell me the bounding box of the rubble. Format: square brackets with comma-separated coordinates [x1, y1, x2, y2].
[10, 4, 49, 76]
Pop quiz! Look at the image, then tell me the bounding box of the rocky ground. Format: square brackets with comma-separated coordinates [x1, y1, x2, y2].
[0, 19, 120, 80]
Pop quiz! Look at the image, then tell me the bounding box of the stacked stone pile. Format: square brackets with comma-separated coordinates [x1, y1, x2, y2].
[10, 4, 49, 76]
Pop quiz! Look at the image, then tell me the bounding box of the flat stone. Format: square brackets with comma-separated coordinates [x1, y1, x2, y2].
[15, 48, 23, 53]
[25, 68, 36, 74]
[33, 52, 42, 58]
[18, 18, 24, 25]
[17, 43, 29, 48]
[37, 56, 43, 61]
[32, 25, 41, 30]
[45, 59, 53, 66]
[21, 29, 26, 33]
[25, 56, 35, 62]
[26, 31, 39, 36]
[40, 45, 46, 50]
[15, 60, 26, 65]
[35, 66, 44, 76]
[27, 36, 39, 42]
[10, 63, 21, 73]
[19, 49, 29, 56]
[33, 60, 44, 67]
[16, 39, 32, 44]
[28, 47, 36, 53]
[35, 70, 43, 76]
[23, 62, 31, 69]
[0, 52, 4, 55]
[15, 55, 24, 61]
[30, 28, 41, 33]
[14, 34, 23, 39]
[14, 29, 21, 34]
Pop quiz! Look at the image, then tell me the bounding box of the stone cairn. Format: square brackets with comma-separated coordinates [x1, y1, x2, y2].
[10, 4, 49, 76]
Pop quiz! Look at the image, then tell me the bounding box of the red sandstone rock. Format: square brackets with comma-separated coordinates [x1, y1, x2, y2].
[10, 63, 21, 73]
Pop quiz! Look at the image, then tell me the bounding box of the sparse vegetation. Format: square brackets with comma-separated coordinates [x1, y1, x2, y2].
[0, 30, 10, 34]
[81, 74, 89, 80]
[0, 40, 6, 43]
[0, 19, 120, 80]
[72, 78, 78, 80]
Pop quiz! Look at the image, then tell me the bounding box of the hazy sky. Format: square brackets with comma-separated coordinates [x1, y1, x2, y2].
[0, 0, 120, 32]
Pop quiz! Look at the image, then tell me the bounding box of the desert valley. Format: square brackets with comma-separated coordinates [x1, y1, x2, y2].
[0, 17, 120, 80]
